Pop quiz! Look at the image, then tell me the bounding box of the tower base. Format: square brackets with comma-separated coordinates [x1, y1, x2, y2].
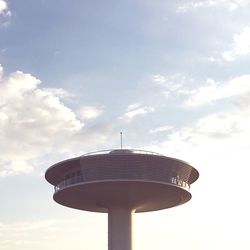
[108, 206, 134, 250]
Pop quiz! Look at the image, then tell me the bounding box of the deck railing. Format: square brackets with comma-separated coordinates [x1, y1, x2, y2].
[55, 174, 190, 192]
[81, 149, 163, 157]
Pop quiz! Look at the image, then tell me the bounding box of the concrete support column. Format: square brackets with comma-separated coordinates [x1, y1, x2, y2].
[108, 206, 134, 250]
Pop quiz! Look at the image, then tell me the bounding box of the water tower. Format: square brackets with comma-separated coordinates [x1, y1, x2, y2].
[45, 149, 199, 250]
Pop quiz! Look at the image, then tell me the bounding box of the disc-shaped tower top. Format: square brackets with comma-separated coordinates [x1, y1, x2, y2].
[45, 149, 199, 213]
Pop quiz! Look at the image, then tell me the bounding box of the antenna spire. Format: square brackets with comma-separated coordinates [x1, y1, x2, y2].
[120, 132, 123, 149]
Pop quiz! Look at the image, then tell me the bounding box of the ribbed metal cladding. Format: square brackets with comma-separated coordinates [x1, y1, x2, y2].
[45, 150, 198, 187]
[79, 154, 194, 184]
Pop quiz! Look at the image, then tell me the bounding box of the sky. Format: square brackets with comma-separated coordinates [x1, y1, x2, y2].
[1, 0, 250, 249]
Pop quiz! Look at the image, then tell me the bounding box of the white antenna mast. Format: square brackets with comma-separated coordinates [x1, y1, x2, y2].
[120, 132, 123, 149]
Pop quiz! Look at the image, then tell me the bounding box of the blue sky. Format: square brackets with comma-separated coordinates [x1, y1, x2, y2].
[1, 0, 250, 249]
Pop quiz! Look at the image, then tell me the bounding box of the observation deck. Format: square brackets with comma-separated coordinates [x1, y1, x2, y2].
[45, 149, 199, 213]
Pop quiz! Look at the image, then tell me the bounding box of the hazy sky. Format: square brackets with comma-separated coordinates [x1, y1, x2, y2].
[1, 0, 250, 249]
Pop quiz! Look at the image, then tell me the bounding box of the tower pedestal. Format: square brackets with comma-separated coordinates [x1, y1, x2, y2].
[108, 206, 134, 250]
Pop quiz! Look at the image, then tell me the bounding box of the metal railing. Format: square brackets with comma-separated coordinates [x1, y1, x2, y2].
[55, 174, 190, 192]
[81, 149, 163, 157]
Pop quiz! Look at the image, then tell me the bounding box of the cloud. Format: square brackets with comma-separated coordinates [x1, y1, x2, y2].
[142, 105, 250, 247]
[152, 74, 193, 99]
[183, 75, 250, 107]
[0, 219, 71, 249]
[0, 64, 3, 79]
[150, 125, 173, 134]
[0, 0, 11, 26]
[0, 0, 7, 13]
[0, 218, 107, 250]
[222, 27, 250, 61]
[152, 74, 184, 92]
[78, 106, 103, 120]
[152, 75, 167, 85]
[143, 101, 250, 172]
[119, 103, 154, 122]
[180, 111, 246, 142]
[177, 0, 250, 12]
[144, 108, 250, 217]
[0, 65, 84, 175]
[0, 220, 66, 233]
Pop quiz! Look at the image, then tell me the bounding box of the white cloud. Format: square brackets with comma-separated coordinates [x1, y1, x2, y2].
[150, 125, 173, 134]
[0, 65, 84, 175]
[152, 74, 167, 84]
[0, 217, 107, 250]
[0, 0, 7, 13]
[0, 220, 72, 249]
[78, 106, 103, 120]
[222, 27, 250, 61]
[0, 64, 3, 79]
[152, 74, 184, 92]
[0, 0, 11, 26]
[152, 74, 193, 100]
[0, 220, 65, 233]
[143, 102, 250, 227]
[144, 75, 250, 221]
[127, 103, 142, 111]
[143, 101, 250, 184]
[43, 88, 72, 98]
[183, 75, 250, 107]
[177, 0, 250, 12]
[120, 103, 154, 122]
[142, 104, 250, 249]
[179, 110, 247, 144]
